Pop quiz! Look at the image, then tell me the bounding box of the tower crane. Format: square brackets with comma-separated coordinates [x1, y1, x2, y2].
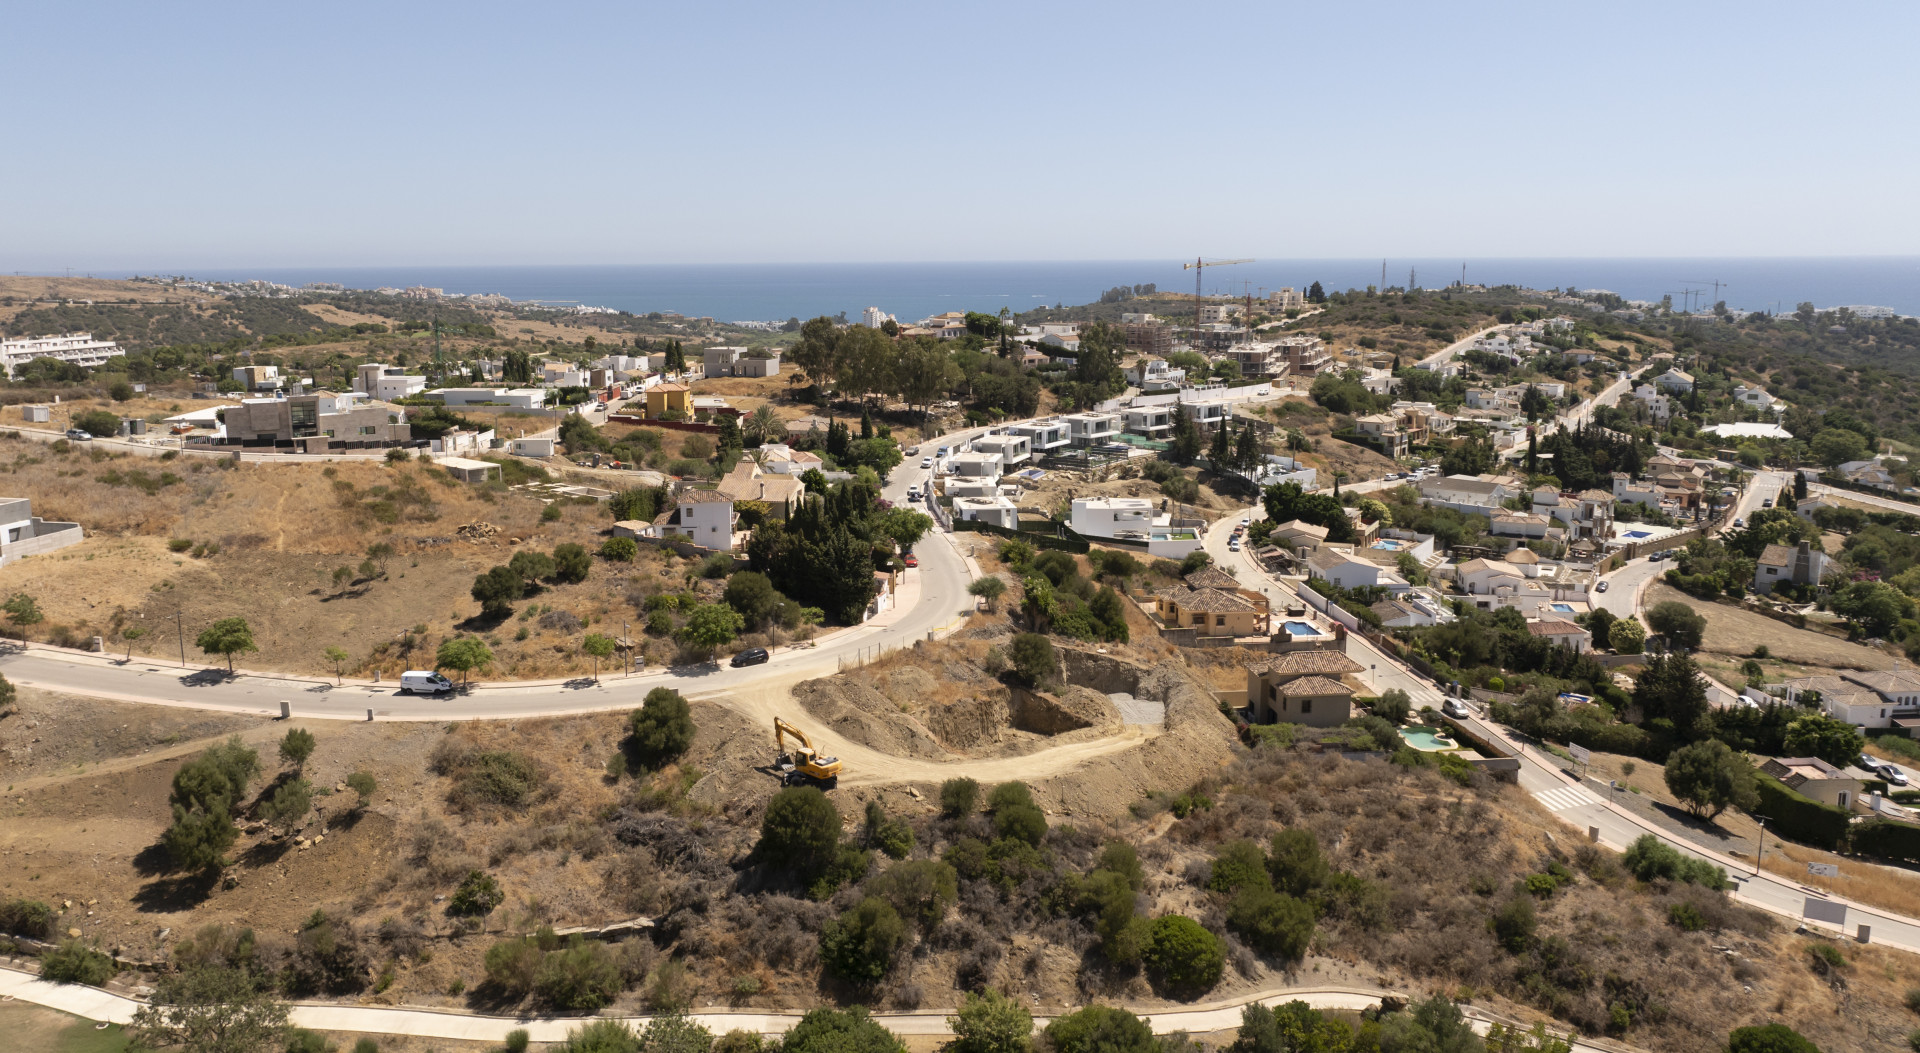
[1182, 257, 1253, 331]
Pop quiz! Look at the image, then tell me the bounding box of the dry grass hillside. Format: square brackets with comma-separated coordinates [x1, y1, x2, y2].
[0, 435, 705, 678]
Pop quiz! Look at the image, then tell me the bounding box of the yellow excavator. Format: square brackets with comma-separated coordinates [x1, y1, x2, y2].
[773, 717, 842, 788]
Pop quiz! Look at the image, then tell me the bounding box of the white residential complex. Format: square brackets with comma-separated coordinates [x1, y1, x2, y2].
[0, 332, 125, 376]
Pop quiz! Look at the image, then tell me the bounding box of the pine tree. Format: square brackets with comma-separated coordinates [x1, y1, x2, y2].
[1209, 423, 1233, 467]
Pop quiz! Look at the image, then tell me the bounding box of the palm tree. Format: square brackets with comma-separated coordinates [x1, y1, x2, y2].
[746, 404, 779, 446]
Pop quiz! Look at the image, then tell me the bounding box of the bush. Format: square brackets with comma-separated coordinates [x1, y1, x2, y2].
[1489, 895, 1536, 953]
[629, 687, 696, 768]
[1753, 772, 1852, 851]
[559, 1019, 641, 1053]
[1207, 840, 1271, 894]
[1141, 915, 1225, 997]
[601, 536, 640, 562]
[444, 749, 545, 810]
[819, 896, 907, 984]
[1620, 835, 1732, 889]
[1043, 1006, 1155, 1053]
[1727, 1023, 1820, 1053]
[1668, 901, 1708, 932]
[40, 940, 115, 985]
[1226, 887, 1314, 960]
[0, 898, 55, 939]
[552, 542, 592, 583]
[1371, 688, 1412, 725]
[534, 938, 624, 1010]
[448, 870, 505, 917]
[992, 802, 1047, 846]
[780, 1007, 908, 1053]
[1267, 828, 1330, 898]
[758, 787, 841, 874]
[948, 990, 1033, 1053]
[1007, 633, 1055, 686]
[939, 777, 980, 817]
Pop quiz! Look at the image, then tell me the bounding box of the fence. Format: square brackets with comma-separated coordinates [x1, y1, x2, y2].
[1296, 582, 1361, 631]
[607, 415, 722, 434]
[952, 516, 1089, 553]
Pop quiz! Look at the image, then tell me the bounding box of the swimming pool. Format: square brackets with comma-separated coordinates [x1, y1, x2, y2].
[1402, 725, 1457, 752]
[1282, 621, 1321, 637]
[1622, 530, 1652, 539]
[1370, 538, 1409, 551]
[1550, 603, 1576, 613]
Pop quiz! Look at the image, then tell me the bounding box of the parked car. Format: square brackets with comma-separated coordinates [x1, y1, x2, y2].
[730, 647, 770, 668]
[399, 670, 455, 695]
[1596, 580, 1610, 592]
[904, 446, 919, 456]
[1228, 540, 1241, 552]
[1442, 698, 1470, 719]
[1240, 518, 1251, 527]
[902, 552, 919, 568]
[64, 428, 92, 441]
[1733, 518, 1745, 528]
[906, 486, 920, 501]
[1762, 498, 1774, 508]
[937, 446, 951, 457]
[1883, 763, 1910, 786]
[920, 457, 933, 469]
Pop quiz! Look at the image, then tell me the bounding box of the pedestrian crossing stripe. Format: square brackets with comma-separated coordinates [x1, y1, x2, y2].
[1532, 785, 1601, 812]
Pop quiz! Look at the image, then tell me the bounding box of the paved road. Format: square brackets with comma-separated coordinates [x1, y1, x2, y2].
[1809, 481, 1920, 517]
[0, 967, 1632, 1051]
[1414, 325, 1503, 370]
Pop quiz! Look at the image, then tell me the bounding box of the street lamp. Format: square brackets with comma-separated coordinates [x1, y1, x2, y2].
[1754, 818, 1766, 877]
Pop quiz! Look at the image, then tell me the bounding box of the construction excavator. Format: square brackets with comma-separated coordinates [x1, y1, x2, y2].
[772, 718, 841, 788]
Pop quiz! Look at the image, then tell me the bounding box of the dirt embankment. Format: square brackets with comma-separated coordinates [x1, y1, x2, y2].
[1645, 581, 1893, 670]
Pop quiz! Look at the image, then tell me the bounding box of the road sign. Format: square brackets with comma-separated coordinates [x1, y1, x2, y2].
[1808, 862, 1840, 878]
[1569, 744, 1591, 765]
[1804, 897, 1847, 927]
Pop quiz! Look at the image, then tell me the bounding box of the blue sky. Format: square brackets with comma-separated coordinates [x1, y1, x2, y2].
[5, 1, 1917, 269]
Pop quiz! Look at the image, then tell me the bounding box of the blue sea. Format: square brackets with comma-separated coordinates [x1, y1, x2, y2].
[98, 258, 1920, 324]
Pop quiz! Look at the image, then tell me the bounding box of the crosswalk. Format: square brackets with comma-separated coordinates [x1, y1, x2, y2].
[1532, 785, 1603, 813]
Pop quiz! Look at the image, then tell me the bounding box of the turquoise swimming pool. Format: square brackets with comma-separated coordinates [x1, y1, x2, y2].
[1402, 725, 1457, 751]
[1282, 621, 1321, 636]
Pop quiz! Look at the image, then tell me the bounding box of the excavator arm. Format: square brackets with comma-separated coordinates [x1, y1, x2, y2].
[771, 717, 841, 786]
[773, 717, 811, 756]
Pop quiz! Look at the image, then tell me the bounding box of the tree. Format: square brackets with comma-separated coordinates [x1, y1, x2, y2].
[968, 576, 1006, 612]
[819, 896, 907, 983]
[1231, 1002, 1356, 1053]
[1267, 828, 1330, 898]
[1663, 739, 1759, 819]
[1142, 915, 1225, 996]
[1609, 618, 1645, 655]
[3, 592, 43, 641]
[868, 859, 957, 932]
[1226, 887, 1314, 960]
[1633, 652, 1709, 730]
[278, 728, 316, 769]
[129, 965, 290, 1053]
[449, 870, 505, 917]
[121, 625, 148, 660]
[758, 786, 840, 874]
[259, 777, 312, 834]
[322, 646, 350, 684]
[723, 571, 785, 628]
[642, 1013, 715, 1053]
[366, 541, 395, 576]
[552, 542, 592, 584]
[1044, 1006, 1155, 1053]
[779, 1007, 907, 1053]
[509, 549, 556, 587]
[1646, 601, 1707, 650]
[1830, 579, 1914, 637]
[471, 566, 524, 615]
[1811, 428, 1868, 468]
[1372, 688, 1412, 725]
[582, 633, 616, 680]
[435, 636, 494, 685]
[1727, 1024, 1820, 1053]
[1008, 633, 1055, 687]
[195, 617, 257, 673]
[949, 991, 1033, 1053]
[629, 687, 696, 767]
[345, 770, 376, 808]
[74, 409, 121, 438]
[940, 777, 980, 817]
[677, 603, 744, 660]
[1784, 713, 1866, 768]
[1168, 406, 1203, 465]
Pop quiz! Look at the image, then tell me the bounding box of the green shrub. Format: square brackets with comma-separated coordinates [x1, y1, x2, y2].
[447, 750, 545, 809]
[758, 787, 840, 875]
[0, 898, 55, 939]
[1668, 902, 1708, 932]
[1207, 840, 1271, 894]
[448, 870, 504, 917]
[1226, 887, 1314, 960]
[1489, 896, 1536, 953]
[1727, 1023, 1819, 1053]
[1043, 1006, 1154, 1053]
[1141, 915, 1225, 997]
[939, 777, 980, 817]
[819, 897, 907, 984]
[1620, 835, 1732, 889]
[779, 1007, 907, 1053]
[40, 940, 115, 985]
[533, 938, 623, 1010]
[992, 803, 1047, 846]
[628, 687, 696, 768]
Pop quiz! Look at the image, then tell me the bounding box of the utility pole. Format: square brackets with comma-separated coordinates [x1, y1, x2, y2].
[1381, 260, 1386, 291]
[175, 608, 185, 666]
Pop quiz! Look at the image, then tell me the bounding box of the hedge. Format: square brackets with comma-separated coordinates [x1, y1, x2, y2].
[1752, 772, 1851, 851]
[1852, 819, 1920, 864]
[952, 517, 1090, 554]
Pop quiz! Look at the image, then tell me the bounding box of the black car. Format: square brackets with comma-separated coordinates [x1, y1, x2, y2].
[729, 647, 770, 668]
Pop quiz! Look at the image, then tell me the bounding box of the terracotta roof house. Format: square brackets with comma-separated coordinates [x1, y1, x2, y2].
[1525, 618, 1591, 652]
[1257, 674, 1354, 728]
[1157, 584, 1268, 638]
[1753, 540, 1829, 594]
[1247, 650, 1363, 725]
[1760, 756, 1862, 810]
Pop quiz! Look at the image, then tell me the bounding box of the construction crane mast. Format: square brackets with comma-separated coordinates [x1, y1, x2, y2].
[1182, 257, 1253, 332]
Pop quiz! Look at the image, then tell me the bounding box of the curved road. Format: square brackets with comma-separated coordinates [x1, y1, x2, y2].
[0, 966, 1633, 1052]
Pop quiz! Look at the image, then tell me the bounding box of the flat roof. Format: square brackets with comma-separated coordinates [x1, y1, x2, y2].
[437, 457, 501, 472]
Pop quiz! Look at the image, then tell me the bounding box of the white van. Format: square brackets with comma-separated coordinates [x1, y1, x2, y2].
[400, 670, 455, 695]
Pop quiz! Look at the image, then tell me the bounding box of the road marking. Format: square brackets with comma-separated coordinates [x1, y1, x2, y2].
[1531, 785, 1601, 813]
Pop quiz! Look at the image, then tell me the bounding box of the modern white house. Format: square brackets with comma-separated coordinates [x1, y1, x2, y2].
[1418, 475, 1512, 516]
[1061, 412, 1122, 446]
[1181, 399, 1235, 433]
[949, 451, 1004, 478]
[953, 495, 1019, 530]
[1654, 370, 1695, 393]
[0, 332, 124, 376]
[1733, 384, 1779, 412]
[1122, 405, 1174, 437]
[1124, 358, 1185, 391]
[1069, 496, 1202, 557]
[970, 434, 1030, 470]
[429, 387, 548, 409]
[355, 363, 427, 402]
[649, 489, 738, 551]
[1006, 419, 1071, 456]
[0, 496, 83, 567]
[1305, 548, 1401, 591]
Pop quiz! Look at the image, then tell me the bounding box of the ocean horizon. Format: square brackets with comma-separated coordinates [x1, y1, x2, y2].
[72, 257, 1920, 325]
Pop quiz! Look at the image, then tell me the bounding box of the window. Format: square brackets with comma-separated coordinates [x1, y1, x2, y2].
[360, 426, 378, 436]
[1216, 615, 1227, 627]
[5, 528, 18, 542]
[1300, 699, 1312, 714]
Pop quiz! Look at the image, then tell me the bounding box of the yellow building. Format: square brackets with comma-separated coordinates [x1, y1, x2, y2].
[647, 382, 691, 419]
